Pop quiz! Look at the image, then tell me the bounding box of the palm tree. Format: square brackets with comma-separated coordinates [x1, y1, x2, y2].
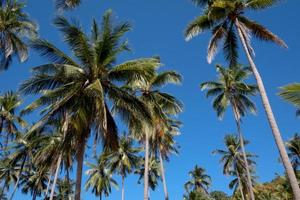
[0, 91, 26, 149]
[20, 10, 155, 200]
[201, 64, 257, 199]
[135, 156, 161, 195]
[279, 83, 300, 116]
[184, 165, 211, 195]
[0, 0, 37, 70]
[54, 177, 75, 200]
[286, 134, 300, 171]
[106, 135, 141, 200]
[0, 157, 18, 195]
[127, 69, 182, 200]
[85, 156, 118, 200]
[213, 134, 256, 200]
[20, 166, 49, 200]
[55, 0, 81, 10]
[31, 118, 73, 200]
[185, 1, 300, 197]
[7, 129, 39, 200]
[150, 118, 181, 200]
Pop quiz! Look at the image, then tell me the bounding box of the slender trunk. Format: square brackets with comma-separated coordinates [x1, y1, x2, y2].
[32, 190, 37, 200]
[235, 19, 300, 200]
[49, 154, 62, 200]
[75, 133, 87, 200]
[144, 129, 150, 200]
[100, 194, 102, 200]
[9, 155, 27, 200]
[232, 105, 255, 200]
[45, 171, 52, 199]
[236, 168, 246, 200]
[159, 151, 169, 200]
[121, 174, 125, 200]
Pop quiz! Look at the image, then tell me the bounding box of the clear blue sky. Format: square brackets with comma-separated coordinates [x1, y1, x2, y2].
[3, 0, 300, 199]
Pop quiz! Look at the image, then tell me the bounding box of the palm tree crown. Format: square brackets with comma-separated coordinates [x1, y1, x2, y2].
[0, 0, 37, 70]
[184, 165, 211, 194]
[200, 64, 257, 119]
[186, 0, 287, 66]
[279, 83, 300, 116]
[286, 134, 300, 170]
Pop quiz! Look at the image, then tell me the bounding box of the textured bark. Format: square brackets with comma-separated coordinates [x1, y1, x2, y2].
[232, 105, 255, 200]
[9, 155, 27, 200]
[236, 168, 246, 200]
[144, 129, 150, 200]
[235, 19, 300, 200]
[159, 151, 169, 200]
[75, 133, 87, 200]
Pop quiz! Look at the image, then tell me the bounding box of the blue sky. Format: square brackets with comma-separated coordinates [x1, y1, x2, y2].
[3, 0, 300, 199]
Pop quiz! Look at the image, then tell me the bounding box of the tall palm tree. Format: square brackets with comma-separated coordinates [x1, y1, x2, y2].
[127, 69, 182, 200]
[20, 10, 155, 200]
[0, 91, 26, 149]
[201, 64, 257, 199]
[213, 134, 256, 200]
[184, 165, 211, 195]
[85, 156, 118, 200]
[286, 134, 300, 171]
[185, 1, 300, 197]
[0, 0, 37, 70]
[150, 118, 181, 200]
[279, 83, 300, 117]
[106, 135, 141, 200]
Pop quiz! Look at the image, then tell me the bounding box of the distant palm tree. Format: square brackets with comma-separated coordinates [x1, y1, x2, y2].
[20, 166, 49, 200]
[20, 10, 155, 200]
[286, 134, 300, 171]
[0, 157, 18, 195]
[127, 69, 182, 200]
[0, 0, 37, 70]
[106, 135, 141, 200]
[150, 118, 181, 200]
[8, 129, 40, 200]
[55, 0, 81, 10]
[279, 83, 300, 117]
[213, 134, 256, 200]
[184, 165, 211, 195]
[185, 1, 300, 197]
[55, 177, 75, 200]
[135, 156, 161, 194]
[201, 64, 257, 198]
[85, 156, 118, 200]
[0, 91, 26, 148]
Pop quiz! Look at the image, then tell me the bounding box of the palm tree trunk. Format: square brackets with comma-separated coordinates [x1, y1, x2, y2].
[232, 105, 255, 200]
[235, 18, 300, 200]
[9, 155, 27, 200]
[122, 174, 125, 200]
[236, 168, 246, 200]
[144, 129, 150, 200]
[75, 133, 87, 200]
[45, 171, 53, 199]
[50, 154, 62, 200]
[159, 151, 169, 200]
[32, 190, 37, 200]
